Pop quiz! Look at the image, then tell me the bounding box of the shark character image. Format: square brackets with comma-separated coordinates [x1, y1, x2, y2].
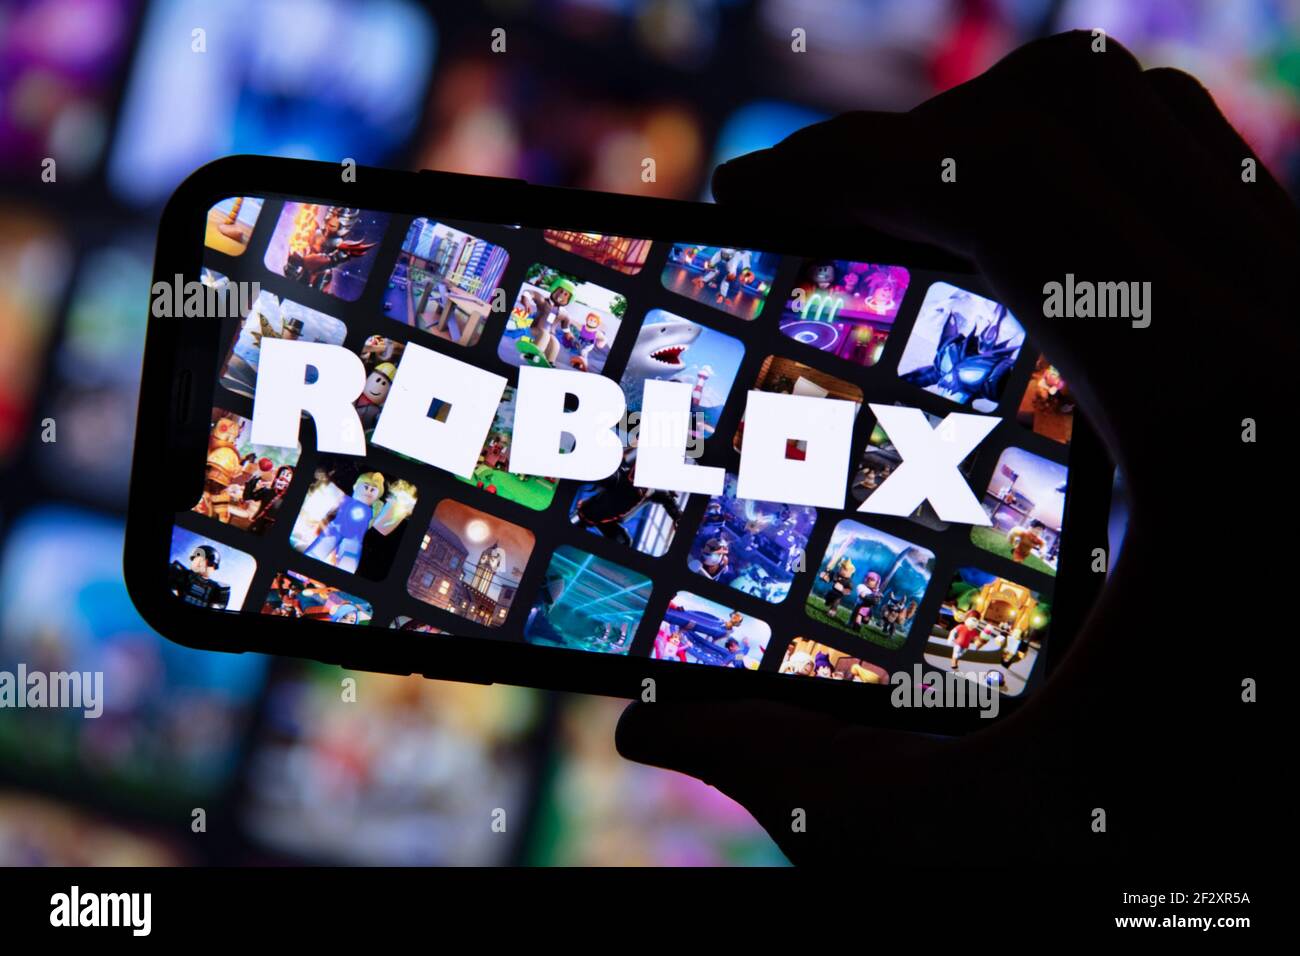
[619, 312, 703, 410]
[617, 310, 745, 441]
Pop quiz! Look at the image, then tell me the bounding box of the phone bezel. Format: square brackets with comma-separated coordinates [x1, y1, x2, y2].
[125, 155, 1114, 733]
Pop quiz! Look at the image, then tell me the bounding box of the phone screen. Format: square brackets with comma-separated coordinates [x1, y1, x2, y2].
[165, 192, 1083, 700]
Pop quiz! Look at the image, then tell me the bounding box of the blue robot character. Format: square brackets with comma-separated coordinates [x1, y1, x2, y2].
[903, 302, 1020, 406]
[306, 471, 413, 574]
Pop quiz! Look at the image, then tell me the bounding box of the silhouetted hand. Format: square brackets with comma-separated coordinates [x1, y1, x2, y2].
[617, 31, 1291, 863]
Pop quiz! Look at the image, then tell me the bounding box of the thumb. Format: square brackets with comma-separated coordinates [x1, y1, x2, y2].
[616, 697, 851, 786]
[613, 697, 941, 801]
[711, 111, 963, 250]
[616, 697, 948, 861]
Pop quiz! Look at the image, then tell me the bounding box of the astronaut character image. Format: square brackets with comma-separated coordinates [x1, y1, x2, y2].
[168, 545, 231, 610]
[303, 471, 416, 575]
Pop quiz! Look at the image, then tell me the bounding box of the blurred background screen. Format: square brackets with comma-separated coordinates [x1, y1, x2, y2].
[0, 0, 1293, 865]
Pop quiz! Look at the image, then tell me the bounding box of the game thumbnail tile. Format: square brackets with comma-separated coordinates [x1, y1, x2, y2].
[499, 264, 625, 374]
[897, 281, 1025, 412]
[732, 354, 862, 453]
[1016, 354, 1075, 445]
[619, 309, 745, 443]
[455, 386, 559, 512]
[191, 407, 299, 535]
[649, 591, 770, 669]
[204, 196, 264, 256]
[288, 459, 418, 580]
[921, 567, 1051, 696]
[352, 334, 405, 438]
[260, 570, 373, 625]
[523, 545, 651, 654]
[543, 230, 651, 275]
[382, 217, 510, 347]
[779, 259, 909, 366]
[661, 243, 778, 320]
[849, 408, 976, 532]
[407, 500, 535, 628]
[778, 637, 890, 683]
[969, 447, 1067, 578]
[168, 525, 257, 612]
[219, 290, 347, 400]
[569, 472, 686, 558]
[806, 519, 934, 650]
[389, 616, 447, 634]
[264, 202, 389, 301]
[686, 473, 815, 604]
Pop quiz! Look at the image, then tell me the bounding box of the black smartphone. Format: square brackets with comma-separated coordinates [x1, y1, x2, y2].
[124, 156, 1113, 733]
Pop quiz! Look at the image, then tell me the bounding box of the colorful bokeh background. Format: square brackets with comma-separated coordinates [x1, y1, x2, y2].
[0, 0, 1292, 864]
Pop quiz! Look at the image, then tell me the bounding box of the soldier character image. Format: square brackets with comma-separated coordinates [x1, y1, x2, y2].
[168, 544, 231, 610]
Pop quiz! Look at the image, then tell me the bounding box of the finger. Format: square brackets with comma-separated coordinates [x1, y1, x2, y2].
[617, 698, 949, 861]
[615, 699, 1056, 861]
[709, 35, 1291, 498]
[711, 31, 1150, 250]
[929, 33, 1297, 270]
[615, 697, 951, 804]
[1142, 66, 1299, 241]
[617, 697, 849, 783]
[715, 31, 1292, 267]
[723, 104, 1192, 492]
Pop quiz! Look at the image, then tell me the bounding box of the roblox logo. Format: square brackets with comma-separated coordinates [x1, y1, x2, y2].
[250, 339, 996, 524]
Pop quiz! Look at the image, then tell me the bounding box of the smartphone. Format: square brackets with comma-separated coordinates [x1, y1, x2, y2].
[124, 156, 1113, 732]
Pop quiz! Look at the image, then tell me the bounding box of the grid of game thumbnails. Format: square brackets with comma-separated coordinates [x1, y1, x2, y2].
[171, 194, 1073, 700]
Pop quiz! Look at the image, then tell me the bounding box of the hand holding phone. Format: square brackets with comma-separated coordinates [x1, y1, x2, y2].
[618, 31, 1290, 863]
